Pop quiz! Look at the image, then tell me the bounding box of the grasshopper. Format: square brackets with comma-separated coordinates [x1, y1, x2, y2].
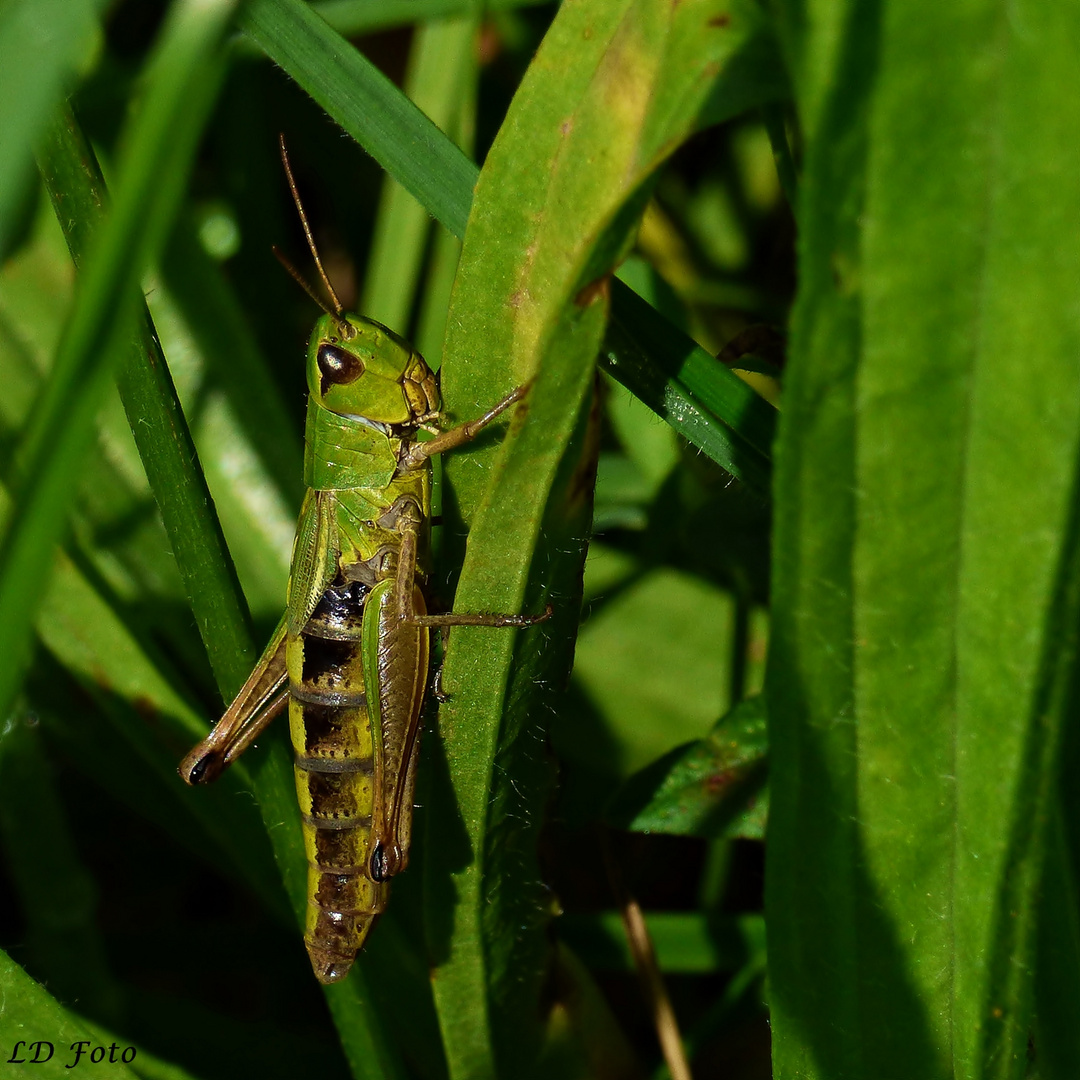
[180, 139, 549, 983]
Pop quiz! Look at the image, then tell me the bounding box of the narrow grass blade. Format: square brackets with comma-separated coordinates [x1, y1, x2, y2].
[0, 0, 101, 255]
[241, 0, 476, 238]
[0, 0, 240, 723]
[414, 31, 477, 368]
[161, 219, 303, 506]
[35, 103, 256, 699]
[360, 17, 477, 331]
[605, 282, 773, 492]
[310, 0, 550, 37]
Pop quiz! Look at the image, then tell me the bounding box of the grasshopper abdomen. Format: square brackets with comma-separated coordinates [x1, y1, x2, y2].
[289, 577, 386, 982]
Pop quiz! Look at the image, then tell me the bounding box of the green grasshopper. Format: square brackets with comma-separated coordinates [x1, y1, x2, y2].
[180, 139, 549, 983]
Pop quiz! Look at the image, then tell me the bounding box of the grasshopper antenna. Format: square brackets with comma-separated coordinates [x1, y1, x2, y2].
[278, 133, 345, 320]
[272, 245, 337, 318]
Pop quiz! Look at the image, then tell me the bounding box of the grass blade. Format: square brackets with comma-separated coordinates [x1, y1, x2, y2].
[241, 0, 475, 238]
[161, 219, 304, 507]
[0, 0, 240, 722]
[360, 17, 477, 332]
[310, 0, 549, 36]
[35, 103, 256, 699]
[0, 0, 101, 255]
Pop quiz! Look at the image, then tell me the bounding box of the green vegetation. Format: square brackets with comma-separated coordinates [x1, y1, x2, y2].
[1, 1, 1077, 1078]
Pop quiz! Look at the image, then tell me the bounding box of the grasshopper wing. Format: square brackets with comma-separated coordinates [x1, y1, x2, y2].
[288, 488, 341, 635]
[181, 488, 340, 785]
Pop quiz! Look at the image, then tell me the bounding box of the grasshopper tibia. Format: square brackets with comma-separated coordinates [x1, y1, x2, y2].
[409, 603, 553, 629]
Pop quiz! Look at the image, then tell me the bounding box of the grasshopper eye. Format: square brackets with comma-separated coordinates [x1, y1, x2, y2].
[317, 342, 364, 395]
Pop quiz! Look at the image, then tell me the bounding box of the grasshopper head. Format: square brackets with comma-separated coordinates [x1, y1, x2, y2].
[306, 313, 440, 426]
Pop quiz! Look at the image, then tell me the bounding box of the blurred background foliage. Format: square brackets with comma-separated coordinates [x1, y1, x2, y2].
[2, 0, 780, 1077]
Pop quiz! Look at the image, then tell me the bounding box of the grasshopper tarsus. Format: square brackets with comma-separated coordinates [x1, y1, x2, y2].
[180, 748, 221, 786]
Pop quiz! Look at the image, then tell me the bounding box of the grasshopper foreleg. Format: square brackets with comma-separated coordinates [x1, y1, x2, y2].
[393, 383, 552, 630]
[399, 383, 529, 472]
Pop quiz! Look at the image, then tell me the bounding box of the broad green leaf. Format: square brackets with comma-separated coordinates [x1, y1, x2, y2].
[609, 695, 768, 840]
[428, 1, 760, 1075]
[766, 3, 1080, 1078]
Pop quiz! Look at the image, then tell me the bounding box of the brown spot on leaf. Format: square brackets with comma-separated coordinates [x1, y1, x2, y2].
[509, 396, 531, 431]
[477, 21, 502, 65]
[708, 13, 731, 27]
[706, 769, 737, 793]
[574, 275, 611, 308]
[133, 695, 158, 722]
